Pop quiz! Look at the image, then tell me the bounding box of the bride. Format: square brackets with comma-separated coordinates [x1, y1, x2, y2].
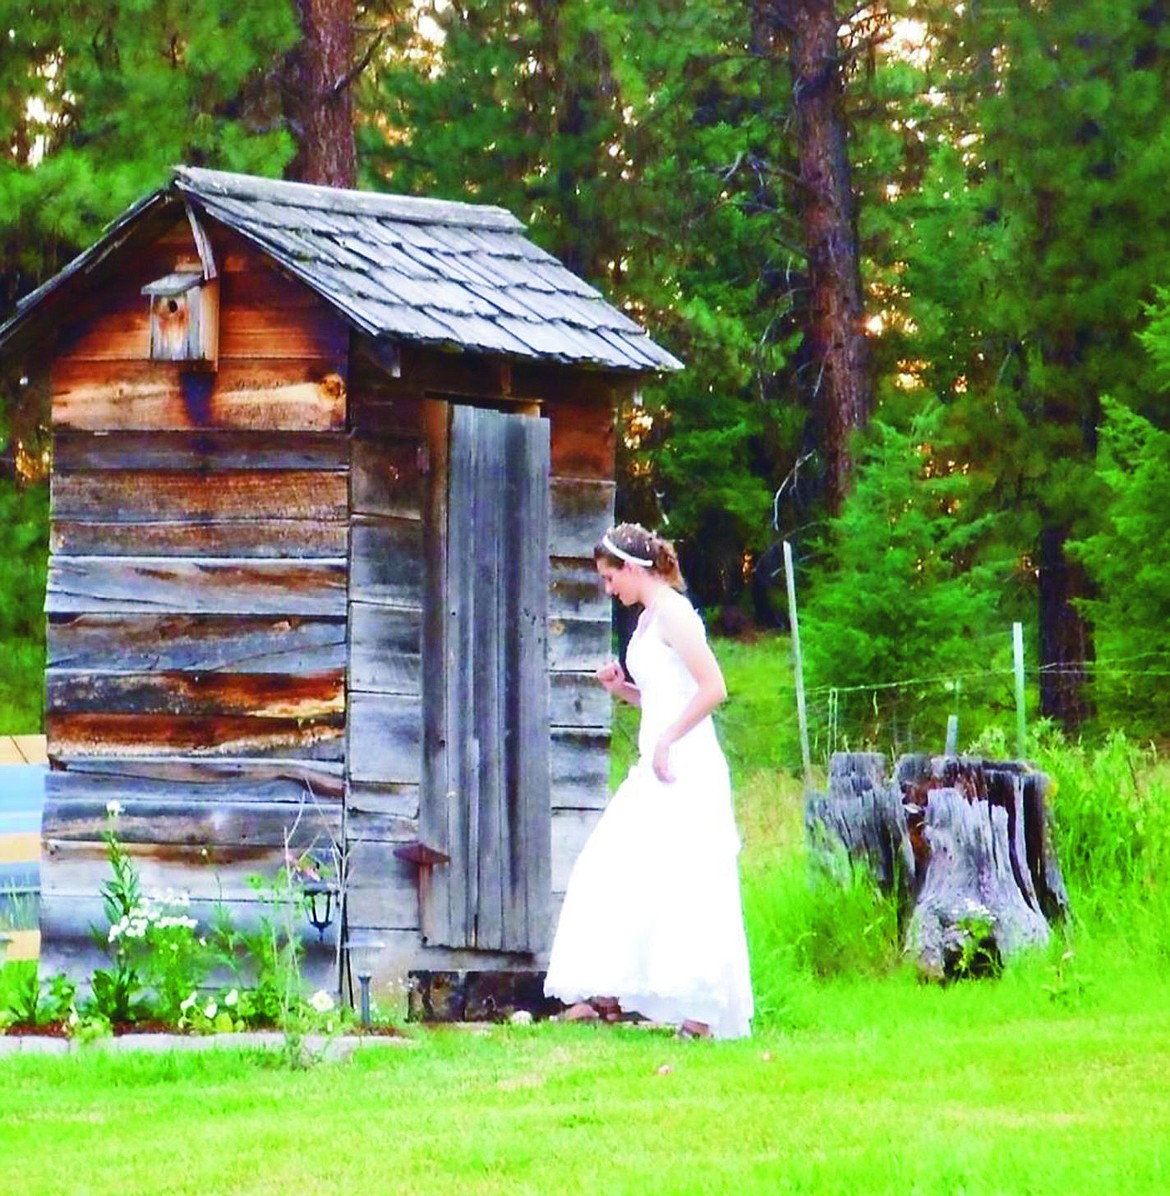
[544, 522, 753, 1039]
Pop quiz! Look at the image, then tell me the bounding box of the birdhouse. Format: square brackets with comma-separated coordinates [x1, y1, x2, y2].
[142, 268, 219, 367]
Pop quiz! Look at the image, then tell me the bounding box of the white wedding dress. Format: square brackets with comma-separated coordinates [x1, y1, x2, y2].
[544, 590, 754, 1039]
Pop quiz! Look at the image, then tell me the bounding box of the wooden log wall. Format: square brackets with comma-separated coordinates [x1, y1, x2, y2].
[342, 350, 620, 977]
[41, 218, 349, 986]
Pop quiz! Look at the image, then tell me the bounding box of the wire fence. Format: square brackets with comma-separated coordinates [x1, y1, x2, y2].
[609, 638, 1170, 783]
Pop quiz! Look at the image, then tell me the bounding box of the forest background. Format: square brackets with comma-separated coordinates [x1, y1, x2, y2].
[3, 0, 1170, 758]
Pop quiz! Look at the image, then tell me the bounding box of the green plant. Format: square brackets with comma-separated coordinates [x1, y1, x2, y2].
[946, 902, 1002, 981]
[87, 807, 212, 1024]
[0, 962, 75, 1029]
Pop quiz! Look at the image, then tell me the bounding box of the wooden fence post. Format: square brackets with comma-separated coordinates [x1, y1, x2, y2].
[783, 540, 812, 787]
[1013, 622, 1027, 758]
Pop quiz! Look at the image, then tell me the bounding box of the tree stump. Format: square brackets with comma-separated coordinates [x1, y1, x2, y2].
[805, 752, 914, 907]
[807, 752, 1069, 980]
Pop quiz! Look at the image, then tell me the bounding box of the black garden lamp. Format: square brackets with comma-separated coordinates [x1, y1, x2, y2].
[343, 935, 385, 1026]
[302, 878, 336, 941]
[298, 851, 339, 941]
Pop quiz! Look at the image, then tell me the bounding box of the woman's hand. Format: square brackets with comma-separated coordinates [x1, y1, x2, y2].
[652, 737, 676, 784]
[595, 660, 626, 695]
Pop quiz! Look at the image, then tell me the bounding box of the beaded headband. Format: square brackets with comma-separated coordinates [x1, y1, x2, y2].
[601, 532, 653, 567]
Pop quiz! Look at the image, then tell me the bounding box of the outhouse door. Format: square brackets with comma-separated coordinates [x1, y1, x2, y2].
[419, 402, 551, 952]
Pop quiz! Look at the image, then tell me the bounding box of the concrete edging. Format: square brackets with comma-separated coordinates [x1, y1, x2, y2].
[0, 1031, 414, 1059]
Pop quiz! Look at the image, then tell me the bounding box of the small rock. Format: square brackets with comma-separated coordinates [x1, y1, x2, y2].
[563, 1001, 601, 1023]
[509, 1010, 533, 1026]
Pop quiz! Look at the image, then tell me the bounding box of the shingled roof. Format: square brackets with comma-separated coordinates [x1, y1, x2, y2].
[0, 166, 682, 374]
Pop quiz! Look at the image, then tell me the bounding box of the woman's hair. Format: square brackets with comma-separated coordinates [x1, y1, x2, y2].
[594, 522, 686, 591]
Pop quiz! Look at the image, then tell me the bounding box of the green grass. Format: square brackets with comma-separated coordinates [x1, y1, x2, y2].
[6, 637, 1170, 1192]
[2, 972, 1169, 1195]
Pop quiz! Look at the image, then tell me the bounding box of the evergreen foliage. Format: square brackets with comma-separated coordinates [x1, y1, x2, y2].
[1069, 396, 1170, 733]
[801, 407, 1002, 747]
[0, 0, 300, 310]
[365, 1, 802, 603]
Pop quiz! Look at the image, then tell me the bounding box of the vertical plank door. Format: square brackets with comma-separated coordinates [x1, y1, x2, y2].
[420, 404, 551, 952]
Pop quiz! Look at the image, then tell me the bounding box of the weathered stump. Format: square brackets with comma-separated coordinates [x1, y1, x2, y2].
[805, 752, 914, 906]
[807, 752, 1069, 980]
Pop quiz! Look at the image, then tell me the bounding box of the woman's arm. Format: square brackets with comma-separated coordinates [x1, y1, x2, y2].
[651, 598, 727, 782]
[596, 659, 641, 707]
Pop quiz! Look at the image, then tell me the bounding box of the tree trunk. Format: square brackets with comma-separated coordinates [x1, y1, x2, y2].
[1037, 523, 1095, 730]
[284, 0, 357, 188]
[779, 1, 871, 514]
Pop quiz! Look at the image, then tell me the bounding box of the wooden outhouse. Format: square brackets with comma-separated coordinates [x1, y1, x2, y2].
[0, 167, 680, 991]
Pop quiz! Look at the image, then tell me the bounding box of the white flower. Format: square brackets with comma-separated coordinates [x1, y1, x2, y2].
[308, 990, 335, 1014]
[203, 1001, 217, 1020]
[224, 989, 238, 1007]
[509, 1010, 533, 1027]
[180, 992, 197, 1012]
[105, 800, 124, 818]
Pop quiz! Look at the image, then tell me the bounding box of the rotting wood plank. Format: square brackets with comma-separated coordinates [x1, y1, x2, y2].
[52, 470, 348, 524]
[550, 557, 610, 620]
[351, 438, 424, 519]
[550, 727, 611, 810]
[344, 842, 421, 930]
[549, 476, 615, 558]
[418, 398, 450, 947]
[41, 841, 324, 904]
[46, 757, 344, 804]
[433, 403, 475, 946]
[46, 670, 344, 719]
[344, 807, 419, 845]
[54, 430, 349, 473]
[346, 692, 423, 785]
[47, 713, 345, 761]
[46, 557, 347, 616]
[51, 518, 349, 559]
[348, 603, 422, 695]
[44, 797, 342, 849]
[38, 893, 338, 991]
[510, 362, 630, 406]
[52, 359, 347, 432]
[549, 671, 611, 730]
[548, 615, 610, 672]
[472, 411, 506, 951]
[47, 613, 346, 674]
[349, 518, 424, 607]
[550, 808, 603, 893]
[58, 285, 349, 363]
[398, 344, 517, 400]
[508, 411, 551, 952]
[349, 389, 426, 439]
[548, 397, 616, 480]
[346, 782, 420, 821]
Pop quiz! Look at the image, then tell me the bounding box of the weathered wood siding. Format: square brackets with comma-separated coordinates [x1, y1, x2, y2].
[342, 350, 618, 978]
[41, 219, 349, 985]
[343, 355, 426, 949]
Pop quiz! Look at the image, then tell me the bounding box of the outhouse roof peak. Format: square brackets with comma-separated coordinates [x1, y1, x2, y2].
[0, 167, 684, 374]
[175, 166, 526, 232]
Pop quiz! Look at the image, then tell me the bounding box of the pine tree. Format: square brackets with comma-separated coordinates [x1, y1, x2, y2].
[0, 1, 301, 310]
[365, 0, 802, 605]
[879, 0, 1170, 729]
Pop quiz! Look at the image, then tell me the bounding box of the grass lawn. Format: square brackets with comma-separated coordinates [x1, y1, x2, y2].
[5, 632, 1170, 1193]
[4, 963, 1169, 1196]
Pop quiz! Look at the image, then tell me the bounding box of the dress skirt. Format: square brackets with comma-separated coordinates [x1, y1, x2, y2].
[544, 755, 754, 1040]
